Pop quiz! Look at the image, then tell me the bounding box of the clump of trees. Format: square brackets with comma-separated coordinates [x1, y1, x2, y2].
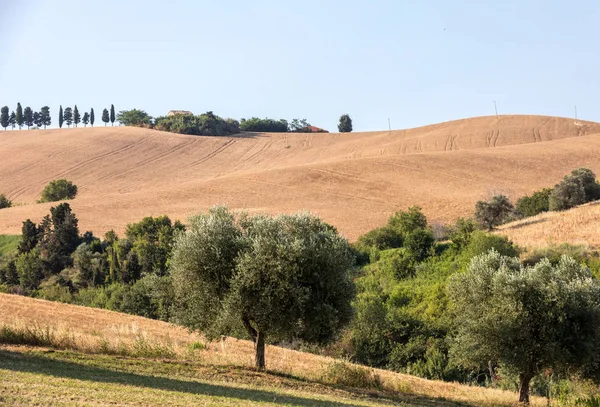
[549, 168, 600, 211]
[240, 117, 289, 132]
[154, 111, 240, 136]
[1, 104, 51, 130]
[473, 168, 600, 231]
[0, 194, 12, 209]
[170, 207, 355, 369]
[338, 114, 353, 133]
[39, 179, 78, 203]
[116, 109, 153, 127]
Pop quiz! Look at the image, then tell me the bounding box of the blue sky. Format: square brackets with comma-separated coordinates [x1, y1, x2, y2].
[1, 0, 599, 131]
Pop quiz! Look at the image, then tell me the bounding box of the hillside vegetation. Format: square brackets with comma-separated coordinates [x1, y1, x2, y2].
[0, 293, 546, 406]
[1, 115, 600, 240]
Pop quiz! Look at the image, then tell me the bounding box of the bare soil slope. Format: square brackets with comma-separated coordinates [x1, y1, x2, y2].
[1, 115, 599, 239]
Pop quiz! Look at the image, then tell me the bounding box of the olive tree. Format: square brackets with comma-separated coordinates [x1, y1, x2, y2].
[449, 250, 600, 403]
[474, 195, 514, 230]
[170, 206, 355, 370]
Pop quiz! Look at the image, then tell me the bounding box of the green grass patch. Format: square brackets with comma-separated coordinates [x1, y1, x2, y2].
[0, 235, 19, 258]
[0, 346, 465, 407]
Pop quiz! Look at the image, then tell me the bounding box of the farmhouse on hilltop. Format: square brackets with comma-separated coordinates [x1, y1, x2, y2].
[167, 110, 193, 116]
[304, 125, 329, 133]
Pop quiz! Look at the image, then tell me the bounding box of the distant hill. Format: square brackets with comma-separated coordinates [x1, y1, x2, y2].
[1, 115, 599, 240]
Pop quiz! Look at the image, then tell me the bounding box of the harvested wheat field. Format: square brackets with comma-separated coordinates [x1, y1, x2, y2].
[499, 200, 600, 249]
[0, 293, 546, 406]
[1, 115, 600, 241]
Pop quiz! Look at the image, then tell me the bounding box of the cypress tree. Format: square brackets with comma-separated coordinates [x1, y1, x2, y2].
[102, 108, 109, 126]
[90, 108, 95, 127]
[82, 112, 90, 127]
[58, 106, 64, 128]
[40, 106, 51, 129]
[0, 106, 8, 130]
[73, 105, 80, 128]
[110, 104, 115, 126]
[9, 111, 16, 129]
[23, 107, 34, 129]
[33, 111, 41, 128]
[63, 107, 73, 128]
[16, 103, 23, 130]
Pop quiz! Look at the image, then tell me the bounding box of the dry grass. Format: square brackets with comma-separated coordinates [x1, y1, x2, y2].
[0, 115, 599, 240]
[498, 201, 600, 249]
[0, 292, 546, 406]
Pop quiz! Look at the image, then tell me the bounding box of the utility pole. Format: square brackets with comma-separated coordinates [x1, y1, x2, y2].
[388, 118, 391, 133]
[494, 101, 498, 118]
[575, 105, 578, 119]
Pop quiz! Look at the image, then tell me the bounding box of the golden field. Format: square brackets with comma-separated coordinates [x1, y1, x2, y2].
[0, 115, 599, 241]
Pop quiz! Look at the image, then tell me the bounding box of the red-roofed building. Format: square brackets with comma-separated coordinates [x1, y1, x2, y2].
[304, 125, 329, 133]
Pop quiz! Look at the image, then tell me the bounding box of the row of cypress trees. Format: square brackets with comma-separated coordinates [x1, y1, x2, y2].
[0, 104, 116, 130]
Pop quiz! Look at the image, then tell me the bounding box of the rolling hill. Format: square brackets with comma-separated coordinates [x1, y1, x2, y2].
[1, 114, 599, 240]
[0, 293, 545, 406]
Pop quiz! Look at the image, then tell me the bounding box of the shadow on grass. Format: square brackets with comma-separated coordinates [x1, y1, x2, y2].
[0, 349, 475, 407]
[502, 217, 548, 230]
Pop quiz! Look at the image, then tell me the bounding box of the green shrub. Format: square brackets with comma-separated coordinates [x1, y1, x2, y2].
[549, 168, 600, 211]
[356, 226, 403, 251]
[515, 188, 552, 217]
[462, 231, 519, 259]
[115, 109, 153, 126]
[240, 117, 288, 132]
[377, 248, 416, 280]
[154, 111, 239, 136]
[404, 228, 435, 262]
[550, 176, 586, 211]
[322, 360, 382, 390]
[388, 206, 427, 235]
[0, 194, 12, 209]
[474, 195, 514, 230]
[39, 179, 78, 203]
[448, 218, 478, 250]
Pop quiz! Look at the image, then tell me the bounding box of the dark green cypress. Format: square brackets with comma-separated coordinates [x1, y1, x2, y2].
[15, 103, 23, 130]
[102, 108, 110, 126]
[40, 106, 51, 129]
[110, 104, 115, 126]
[9, 111, 16, 129]
[0, 106, 8, 130]
[23, 106, 34, 129]
[58, 106, 64, 128]
[73, 105, 81, 128]
[90, 108, 95, 127]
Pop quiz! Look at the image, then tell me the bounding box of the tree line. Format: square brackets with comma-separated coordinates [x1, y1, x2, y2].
[2, 103, 354, 134]
[0, 103, 116, 130]
[116, 109, 354, 135]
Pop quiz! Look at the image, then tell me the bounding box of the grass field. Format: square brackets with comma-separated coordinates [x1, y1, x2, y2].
[0, 115, 599, 241]
[0, 293, 546, 406]
[0, 235, 19, 257]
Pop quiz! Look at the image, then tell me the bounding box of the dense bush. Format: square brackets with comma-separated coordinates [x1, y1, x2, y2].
[239, 117, 288, 132]
[515, 188, 552, 217]
[338, 114, 353, 133]
[0, 193, 12, 209]
[154, 111, 240, 136]
[39, 179, 78, 203]
[115, 109, 153, 126]
[550, 168, 600, 211]
[474, 195, 514, 230]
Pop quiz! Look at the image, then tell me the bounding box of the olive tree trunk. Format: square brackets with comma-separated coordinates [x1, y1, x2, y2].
[243, 317, 266, 370]
[518, 372, 533, 404]
[254, 331, 265, 370]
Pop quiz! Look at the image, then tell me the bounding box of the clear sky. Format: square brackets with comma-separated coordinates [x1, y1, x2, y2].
[1, 0, 599, 132]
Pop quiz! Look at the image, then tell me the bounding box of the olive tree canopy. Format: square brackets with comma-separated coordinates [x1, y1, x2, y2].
[170, 206, 355, 369]
[449, 250, 600, 403]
